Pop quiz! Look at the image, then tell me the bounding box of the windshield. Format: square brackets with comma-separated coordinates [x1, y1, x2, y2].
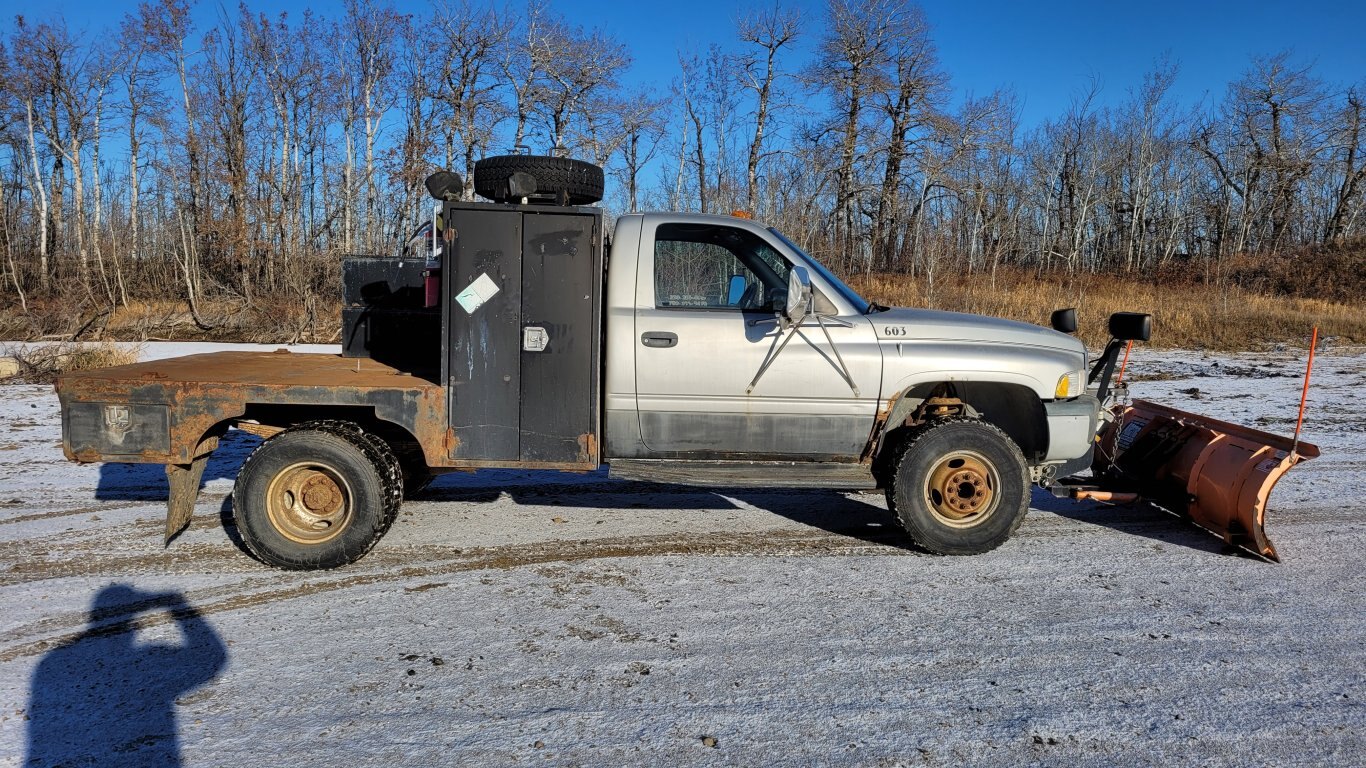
[768, 228, 871, 314]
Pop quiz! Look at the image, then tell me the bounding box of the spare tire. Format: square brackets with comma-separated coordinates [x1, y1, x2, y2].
[473, 154, 604, 206]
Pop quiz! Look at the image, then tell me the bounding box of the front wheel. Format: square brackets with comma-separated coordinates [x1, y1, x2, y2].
[233, 424, 401, 570]
[886, 418, 1030, 555]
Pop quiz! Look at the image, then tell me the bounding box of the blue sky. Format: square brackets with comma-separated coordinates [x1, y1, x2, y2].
[16, 0, 1366, 126]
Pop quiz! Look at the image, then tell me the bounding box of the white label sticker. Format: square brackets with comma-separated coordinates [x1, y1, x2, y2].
[455, 273, 500, 314]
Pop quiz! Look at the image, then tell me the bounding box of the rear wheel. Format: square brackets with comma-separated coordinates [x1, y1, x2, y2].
[886, 418, 1029, 555]
[233, 423, 401, 570]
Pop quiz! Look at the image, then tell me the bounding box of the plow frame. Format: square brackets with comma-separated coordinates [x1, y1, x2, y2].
[1090, 397, 1319, 561]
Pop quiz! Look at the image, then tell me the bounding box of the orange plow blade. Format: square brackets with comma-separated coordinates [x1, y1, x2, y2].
[1093, 399, 1319, 561]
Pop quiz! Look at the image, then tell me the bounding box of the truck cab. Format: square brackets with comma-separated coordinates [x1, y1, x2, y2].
[605, 212, 1094, 469]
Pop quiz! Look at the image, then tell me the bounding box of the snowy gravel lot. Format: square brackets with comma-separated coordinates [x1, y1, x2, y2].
[0, 342, 1362, 767]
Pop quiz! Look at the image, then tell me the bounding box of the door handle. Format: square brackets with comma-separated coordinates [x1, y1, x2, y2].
[641, 332, 677, 348]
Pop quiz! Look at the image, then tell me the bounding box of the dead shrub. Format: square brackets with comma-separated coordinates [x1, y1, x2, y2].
[5, 342, 142, 383]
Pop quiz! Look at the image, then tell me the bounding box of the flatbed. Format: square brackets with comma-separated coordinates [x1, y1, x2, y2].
[57, 350, 445, 466]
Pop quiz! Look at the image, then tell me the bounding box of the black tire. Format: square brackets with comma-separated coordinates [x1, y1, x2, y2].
[473, 154, 604, 205]
[295, 420, 405, 506]
[232, 422, 402, 570]
[886, 418, 1030, 555]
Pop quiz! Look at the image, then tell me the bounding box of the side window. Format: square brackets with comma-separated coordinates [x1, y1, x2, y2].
[653, 223, 792, 310]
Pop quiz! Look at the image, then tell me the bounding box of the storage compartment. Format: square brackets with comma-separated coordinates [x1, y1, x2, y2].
[442, 202, 602, 465]
[341, 256, 441, 371]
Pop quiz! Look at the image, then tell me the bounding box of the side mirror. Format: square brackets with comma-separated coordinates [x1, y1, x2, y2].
[1050, 307, 1078, 334]
[784, 266, 812, 323]
[1108, 312, 1152, 342]
[424, 170, 464, 201]
[726, 275, 747, 306]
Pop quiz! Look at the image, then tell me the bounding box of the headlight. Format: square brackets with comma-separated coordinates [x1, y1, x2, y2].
[1055, 371, 1084, 398]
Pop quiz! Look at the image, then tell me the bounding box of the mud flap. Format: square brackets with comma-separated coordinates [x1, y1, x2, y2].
[165, 456, 208, 544]
[1093, 399, 1319, 561]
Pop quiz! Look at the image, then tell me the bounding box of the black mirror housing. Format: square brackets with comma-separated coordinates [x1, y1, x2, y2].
[424, 171, 464, 201]
[1108, 312, 1152, 342]
[1050, 308, 1078, 334]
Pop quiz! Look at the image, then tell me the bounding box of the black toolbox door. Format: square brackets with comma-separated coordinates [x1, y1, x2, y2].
[519, 212, 599, 463]
[447, 209, 522, 460]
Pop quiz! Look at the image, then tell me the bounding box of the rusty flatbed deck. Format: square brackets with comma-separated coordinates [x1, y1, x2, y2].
[57, 350, 440, 390]
[56, 351, 448, 466]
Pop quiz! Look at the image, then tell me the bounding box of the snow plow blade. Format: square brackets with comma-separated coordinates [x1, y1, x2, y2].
[1093, 399, 1319, 561]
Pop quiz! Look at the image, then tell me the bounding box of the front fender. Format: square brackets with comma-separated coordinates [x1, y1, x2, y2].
[880, 340, 1081, 401]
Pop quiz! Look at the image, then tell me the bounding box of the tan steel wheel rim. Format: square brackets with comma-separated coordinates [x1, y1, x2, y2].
[924, 450, 999, 528]
[265, 462, 354, 544]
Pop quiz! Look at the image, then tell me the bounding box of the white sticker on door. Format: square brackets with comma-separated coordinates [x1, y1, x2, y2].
[455, 272, 501, 314]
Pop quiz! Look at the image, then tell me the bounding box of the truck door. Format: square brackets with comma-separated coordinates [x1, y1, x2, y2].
[633, 220, 882, 459]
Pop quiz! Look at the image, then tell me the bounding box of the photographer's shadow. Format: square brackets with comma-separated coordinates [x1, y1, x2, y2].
[26, 585, 228, 767]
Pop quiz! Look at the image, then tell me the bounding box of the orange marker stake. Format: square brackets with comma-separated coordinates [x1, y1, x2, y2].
[1116, 340, 1134, 385]
[1291, 326, 1318, 457]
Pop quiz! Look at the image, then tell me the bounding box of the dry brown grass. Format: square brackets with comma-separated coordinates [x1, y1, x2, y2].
[0, 298, 344, 344]
[0, 268, 1355, 352]
[848, 269, 1364, 350]
[5, 342, 142, 383]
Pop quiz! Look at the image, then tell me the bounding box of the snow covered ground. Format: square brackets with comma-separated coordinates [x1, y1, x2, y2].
[0, 342, 1362, 767]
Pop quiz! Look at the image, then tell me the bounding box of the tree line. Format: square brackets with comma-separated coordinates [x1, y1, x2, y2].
[1, 0, 1362, 328]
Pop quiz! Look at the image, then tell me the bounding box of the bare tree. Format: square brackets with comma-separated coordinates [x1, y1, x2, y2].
[434, 0, 510, 197]
[146, 0, 204, 258]
[245, 7, 322, 283]
[1198, 52, 1327, 254]
[612, 89, 669, 211]
[677, 52, 709, 212]
[1323, 85, 1366, 243]
[810, 0, 896, 269]
[737, 3, 801, 213]
[12, 16, 93, 284]
[341, 0, 403, 250]
[0, 2, 1362, 337]
[869, 2, 946, 270]
[198, 14, 256, 285]
[116, 3, 176, 304]
[500, 0, 552, 150]
[390, 16, 437, 234]
[6, 37, 50, 290]
[535, 17, 630, 153]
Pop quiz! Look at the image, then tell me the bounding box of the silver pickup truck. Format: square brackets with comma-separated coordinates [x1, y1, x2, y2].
[56, 156, 1171, 570]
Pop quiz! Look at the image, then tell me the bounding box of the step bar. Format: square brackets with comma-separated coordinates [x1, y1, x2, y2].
[608, 459, 879, 489]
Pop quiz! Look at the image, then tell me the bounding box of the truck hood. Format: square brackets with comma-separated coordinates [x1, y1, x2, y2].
[870, 307, 1086, 355]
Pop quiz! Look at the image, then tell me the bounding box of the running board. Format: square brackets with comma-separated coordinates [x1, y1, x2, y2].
[608, 459, 878, 489]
